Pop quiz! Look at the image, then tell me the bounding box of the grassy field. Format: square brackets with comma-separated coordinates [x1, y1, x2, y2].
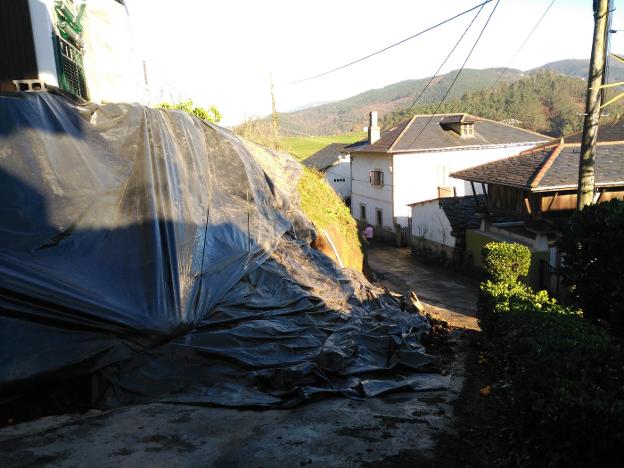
[281, 131, 366, 161]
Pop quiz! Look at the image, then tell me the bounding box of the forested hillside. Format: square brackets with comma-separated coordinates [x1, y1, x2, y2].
[278, 68, 523, 135]
[382, 70, 624, 137]
[273, 57, 624, 137]
[531, 57, 624, 82]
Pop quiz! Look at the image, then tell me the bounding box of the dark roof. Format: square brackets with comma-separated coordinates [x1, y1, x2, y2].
[439, 196, 483, 235]
[302, 143, 347, 171]
[565, 118, 624, 143]
[357, 118, 412, 153]
[451, 142, 624, 192]
[353, 114, 548, 154]
[344, 140, 369, 151]
[409, 195, 484, 236]
[439, 114, 474, 125]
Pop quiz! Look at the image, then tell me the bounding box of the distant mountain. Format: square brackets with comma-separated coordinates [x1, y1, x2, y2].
[531, 56, 624, 82]
[286, 101, 331, 112]
[276, 57, 624, 136]
[278, 68, 525, 136]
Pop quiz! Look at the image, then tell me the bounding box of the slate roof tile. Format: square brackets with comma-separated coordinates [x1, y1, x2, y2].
[451, 142, 624, 191]
[353, 114, 548, 153]
[302, 143, 348, 171]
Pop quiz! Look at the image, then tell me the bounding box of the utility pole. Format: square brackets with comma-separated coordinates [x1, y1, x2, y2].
[270, 73, 279, 148]
[577, 0, 609, 209]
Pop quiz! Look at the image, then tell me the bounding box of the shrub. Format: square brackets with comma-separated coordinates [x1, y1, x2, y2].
[482, 241, 531, 284]
[477, 239, 624, 467]
[558, 199, 624, 326]
[158, 100, 222, 123]
[482, 303, 624, 467]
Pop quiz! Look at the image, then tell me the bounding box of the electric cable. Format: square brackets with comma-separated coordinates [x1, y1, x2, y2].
[281, 0, 494, 86]
[491, 0, 556, 90]
[411, 0, 503, 143]
[406, 1, 487, 113]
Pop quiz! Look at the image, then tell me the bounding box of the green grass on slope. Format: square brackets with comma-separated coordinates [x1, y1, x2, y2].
[282, 131, 366, 161]
[297, 167, 363, 270]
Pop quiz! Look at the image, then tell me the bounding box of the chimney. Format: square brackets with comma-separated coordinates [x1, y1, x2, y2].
[368, 111, 380, 144]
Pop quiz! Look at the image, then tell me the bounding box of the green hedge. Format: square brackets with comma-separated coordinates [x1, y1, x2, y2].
[482, 241, 531, 284]
[477, 241, 624, 467]
[558, 199, 624, 327]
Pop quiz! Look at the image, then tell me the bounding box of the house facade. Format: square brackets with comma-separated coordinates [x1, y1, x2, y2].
[302, 142, 358, 200]
[349, 112, 549, 239]
[451, 136, 624, 292]
[409, 195, 482, 262]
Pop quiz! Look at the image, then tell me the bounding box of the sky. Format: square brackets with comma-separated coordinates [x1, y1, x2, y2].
[126, 0, 624, 126]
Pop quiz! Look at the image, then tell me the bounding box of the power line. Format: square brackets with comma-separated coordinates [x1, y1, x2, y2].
[492, 0, 556, 90]
[406, 1, 487, 113]
[411, 0, 502, 142]
[281, 0, 494, 86]
[280, 126, 342, 142]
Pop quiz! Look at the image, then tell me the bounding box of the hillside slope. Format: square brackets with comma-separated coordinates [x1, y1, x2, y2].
[280, 68, 523, 135]
[383, 70, 588, 137]
[531, 56, 624, 82]
[277, 56, 624, 136]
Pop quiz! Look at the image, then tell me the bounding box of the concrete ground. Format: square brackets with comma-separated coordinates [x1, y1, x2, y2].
[0, 247, 478, 468]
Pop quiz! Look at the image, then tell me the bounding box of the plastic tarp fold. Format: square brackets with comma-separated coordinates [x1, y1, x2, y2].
[0, 92, 444, 407]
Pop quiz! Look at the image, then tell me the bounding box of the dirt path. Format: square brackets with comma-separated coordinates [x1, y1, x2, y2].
[0, 247, 480, 468]
[367, 246, 480, 330]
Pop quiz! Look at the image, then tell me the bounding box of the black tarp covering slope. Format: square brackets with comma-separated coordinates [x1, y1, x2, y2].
[0, 93, 446, 407]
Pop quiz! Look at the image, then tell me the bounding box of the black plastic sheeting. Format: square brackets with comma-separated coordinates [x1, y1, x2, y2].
[0, 92, 447, 408]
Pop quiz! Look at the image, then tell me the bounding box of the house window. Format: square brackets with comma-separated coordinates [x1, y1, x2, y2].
[369, 169, 383, 187]
[375, 208, 383, 226]
[360, 204, 367, 221]
[461, 123, 475, 137]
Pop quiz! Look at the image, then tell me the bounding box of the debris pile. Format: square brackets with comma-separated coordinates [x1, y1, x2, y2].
[0, 92, 446, 409]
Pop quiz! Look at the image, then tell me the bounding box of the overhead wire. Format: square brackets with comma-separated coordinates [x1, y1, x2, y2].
[406, 1, 488, 113]
[280, 126, 346, 142]
[280, 0, 493, 86]
[491, 0, 556, 90]
[410, 0, 503, 143]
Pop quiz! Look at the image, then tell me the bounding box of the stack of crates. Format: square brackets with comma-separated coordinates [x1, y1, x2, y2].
[53, 0, 88, 100]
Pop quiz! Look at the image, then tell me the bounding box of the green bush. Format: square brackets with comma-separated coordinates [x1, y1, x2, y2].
[558, 199, 624, 326]
[158, 100, 222, 123]
[477, 240, 624, 467]
[483, 304, 624, 467]
[482, 241, 531, 284]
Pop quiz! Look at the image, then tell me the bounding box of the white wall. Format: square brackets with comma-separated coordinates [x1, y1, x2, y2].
[350, 152, 394, 228]
[28, 0, 59, 86]
[411, 201, 455, 248]
[83, 0, 146, 104]
[393, 143, 543, 226]
[324, 157, 351, 199]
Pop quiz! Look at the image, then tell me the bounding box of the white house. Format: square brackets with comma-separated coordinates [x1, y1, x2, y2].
[409, 195, 483, 261]
[350, 112, 549, 235]
[302, 142, 365, 200]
